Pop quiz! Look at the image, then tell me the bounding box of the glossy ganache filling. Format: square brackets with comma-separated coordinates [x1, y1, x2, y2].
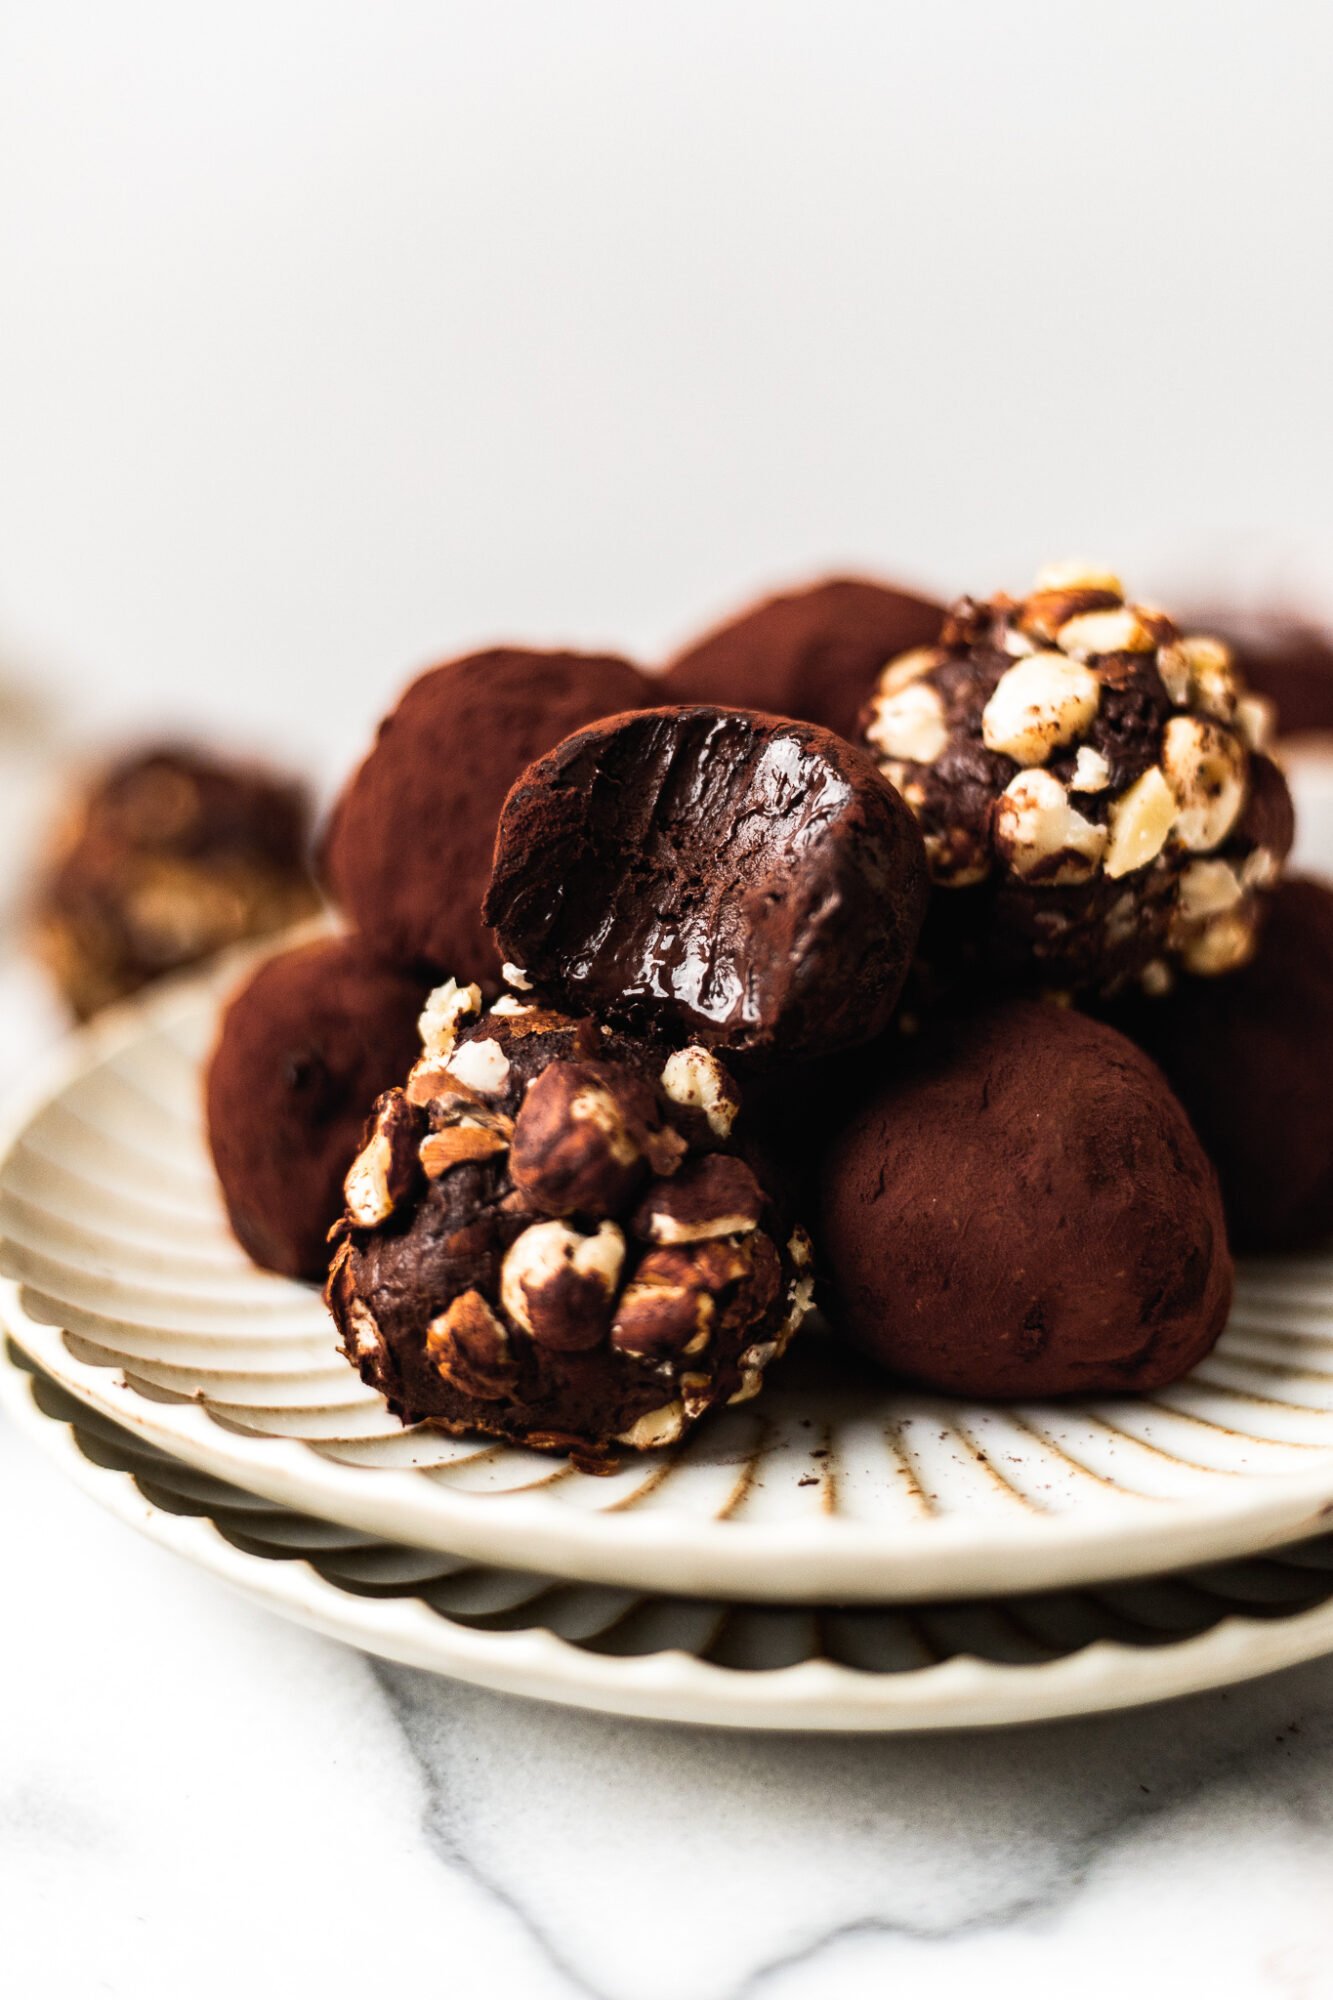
[485, 705, 928, 1061]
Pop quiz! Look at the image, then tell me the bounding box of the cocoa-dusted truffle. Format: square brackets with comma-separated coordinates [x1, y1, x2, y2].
[327, 982, 813, 1457]
[207, 938, 430, 1280]
[33, 744, 319, 1020]
[484, 705, 929, 1062]
[859, 565, 1293, 997]
[321, 649, 650, 987]
[1113, 877, 1333, 1252]
[664, 576, 944, 741]
[820, 1001, 1233, 1398]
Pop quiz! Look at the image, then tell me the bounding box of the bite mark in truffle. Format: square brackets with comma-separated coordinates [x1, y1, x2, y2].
[484, 705, 929, 1062]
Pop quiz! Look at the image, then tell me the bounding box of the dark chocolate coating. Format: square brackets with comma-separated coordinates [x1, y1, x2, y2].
[327, 1000, 810, 1456]
[320, 649, 650, 986]
[1112, 878, 1333, 1252]
[820, 1000, 1233, 1397]
[484, 706, 929, 1063]
[33, 744, 319, 1020]
[207, 937, 429, 1279]
[664, 577, 945, 741]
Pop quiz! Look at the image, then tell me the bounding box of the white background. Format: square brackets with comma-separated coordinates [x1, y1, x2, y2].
[2, 1, 1332, 790]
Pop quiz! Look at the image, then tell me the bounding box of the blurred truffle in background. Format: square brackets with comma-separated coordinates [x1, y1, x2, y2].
[1180, 603, 1333, 866]
[662, 576, 944, 742]
[1193, 610, 1333, 740]
[1110, 875, 1333, 1253]
[31, 744, 321, 1020]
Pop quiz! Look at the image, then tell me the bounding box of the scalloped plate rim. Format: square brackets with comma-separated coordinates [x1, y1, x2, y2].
[7, 1334, 1333, 1732]
[3, 953, 1333, 1605]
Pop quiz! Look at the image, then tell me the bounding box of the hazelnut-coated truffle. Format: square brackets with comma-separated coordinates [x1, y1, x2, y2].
[484, 705, 929, 1063]
[859, 566, 1293, 996]
[34, 743, 319, 1020]
[320, 649, 650, 988]
[664, 576, 945, 741]
[1198, 610, 1333, 738]
[1113, 877, 1333, 1252]
[327, 982, 813, 1458]
[820, 1001, 1233, 1398]
[207, 937, 430, 1280]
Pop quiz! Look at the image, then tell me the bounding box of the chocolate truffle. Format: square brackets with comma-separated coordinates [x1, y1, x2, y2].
[484, 705, 929, 1062]
[1199, 611, 1333, 738]
[327, 983, 813, 1457]
[820, 1000, 1233, 1398]
[664, 576, 945, 741]
[320, 649, 650, 986]
[33, 744, 319, 1020]
[1112, 877, 1333, 1252]
[207, 937, 430, 1280]
[859, 565, 1293, 997]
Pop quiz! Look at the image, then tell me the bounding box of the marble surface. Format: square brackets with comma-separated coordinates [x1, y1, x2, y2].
[6, 1406, 1333, 2000]
[4, 765, 1333, 2000]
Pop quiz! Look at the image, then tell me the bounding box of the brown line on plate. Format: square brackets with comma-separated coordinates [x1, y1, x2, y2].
[1064, 1404, 1243, 1477]
[1135, 1394, 1326, 1446]
[1162, 1372, 1333, 1421]
[602, 1450, 684, 1513]
[1194, 1349, 1333, 1386]
[818, 1420, 841, 1516]
[943, 1413, 1052, 1511]
[879, 1416, 939, 1519]
[714, 1427, 771, 1522]
[986, 1407, 1149, 1497]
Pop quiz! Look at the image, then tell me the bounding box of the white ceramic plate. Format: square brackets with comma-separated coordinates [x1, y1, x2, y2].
[7, 1335, 1333, 1732]
[3, 960, 1333, 1604]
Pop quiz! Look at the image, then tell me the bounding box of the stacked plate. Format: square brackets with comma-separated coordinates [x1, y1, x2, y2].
[4, 955, 1333, 1731]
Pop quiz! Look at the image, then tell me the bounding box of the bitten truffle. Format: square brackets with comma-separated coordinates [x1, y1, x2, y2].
[1112, 877, 1333, 1252]
[859, 565, 1293, 996]
[320, 649, 650, 987]
[664, 576, 945, 741]
[207, 937, 430, 1280]
[820, 1000, 1233, 1397]
[33, 744, 319, 1019]
[327, 983, 813, 1457]
[484, 705, 929, 1062]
